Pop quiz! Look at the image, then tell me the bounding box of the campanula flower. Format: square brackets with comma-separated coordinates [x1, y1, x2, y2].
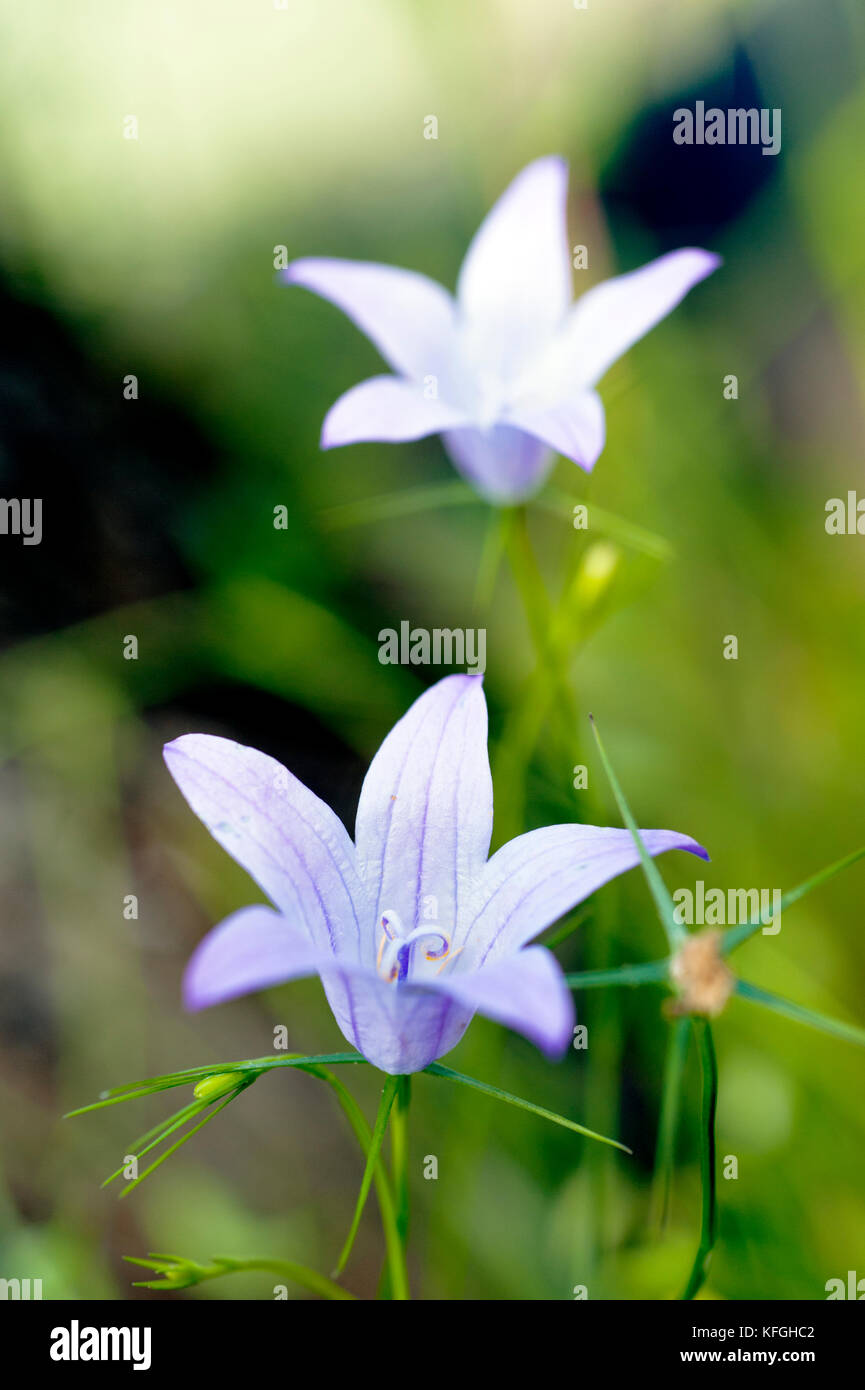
[165, 675, 706, 1073]
[283, 157, 720, 502]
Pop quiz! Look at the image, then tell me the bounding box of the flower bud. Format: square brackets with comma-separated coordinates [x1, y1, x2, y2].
[193, 1072, 239, 1102]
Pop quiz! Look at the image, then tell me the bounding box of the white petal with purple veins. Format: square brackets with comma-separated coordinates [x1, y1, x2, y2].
[321, 376, 469, 449]
[535, 247, 722, 395]
[456, 156, 571, 381]
[355, 674, 493, 961]
[463, 824, 709, 966]
[164, 734, 368, 959]
[166, 678, 709, 1073]
[283, 258, 458, 382]
[503, 391, 606, 473]
[425, 946, 575, 1059]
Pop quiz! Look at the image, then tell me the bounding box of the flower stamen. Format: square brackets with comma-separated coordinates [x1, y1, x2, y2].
[377, 910, 453, 983]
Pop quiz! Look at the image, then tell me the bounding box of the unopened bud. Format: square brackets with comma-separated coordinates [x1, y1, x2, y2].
[193, 1072, 239, 1102]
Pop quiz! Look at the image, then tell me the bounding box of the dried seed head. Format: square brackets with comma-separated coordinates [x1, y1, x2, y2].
[665, 928, 735, 1019]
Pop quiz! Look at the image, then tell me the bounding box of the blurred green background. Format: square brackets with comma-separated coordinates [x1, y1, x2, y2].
[0, 0, 863, 1300]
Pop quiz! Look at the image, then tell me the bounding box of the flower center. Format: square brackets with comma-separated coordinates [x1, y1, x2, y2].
[376, 909, 460, 983]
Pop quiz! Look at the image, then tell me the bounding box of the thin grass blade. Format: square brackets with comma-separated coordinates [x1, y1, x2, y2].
[589, 717, 685, 950]
[735, 979, 865, 1048]
[425, 1062, 631, 1153]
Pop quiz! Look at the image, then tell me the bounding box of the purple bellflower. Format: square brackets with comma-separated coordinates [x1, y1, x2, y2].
[283, 157, 720, 502]
[164, 675, 707, 1074]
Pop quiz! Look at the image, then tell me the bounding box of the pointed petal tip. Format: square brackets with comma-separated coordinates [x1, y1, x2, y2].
[162, 735, 192, 765]
[677, 834, 710, 862]
[279, 257, 320, 287]
[524, 152, 568, 178]
[319, 411, 340, 450]
[676, 247, 723, 279]
[437, 670, 486, 694]
[162, 732, 224, 765]
[537, 999, 577, 1061]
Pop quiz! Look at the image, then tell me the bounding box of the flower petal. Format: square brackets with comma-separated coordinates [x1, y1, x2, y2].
[464, 824, 709, 965]
[164, 734, 367, 959]
[183, 910, 473, 1073]
[441, 425, 553, 502]
[541, 247, 721, 392]
[457, 156, 571, 379]
[184, 905, 321, 1010]
[428, 947, 575, 1059]
[355, 675, 493, 953]
[321, 376, 469, 449]
[318, 966, 475, 1074]
[283, 258, 457, 382]
[504, 391, 605, 473]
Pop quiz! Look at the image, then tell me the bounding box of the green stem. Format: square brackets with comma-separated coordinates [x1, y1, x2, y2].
[473, 507, 508, 614]
[589, 717, 686, 952]
[722, 843, 865, 955]
[321, 480, 475, 530]
[333, 1076, 408, 1299]
[496, 505, 581, 839]
[297, 1064, 405, 1297]
[565, 959, 670, 990]
[126, 1254, 355, 1301]
[734, 979, 865, 1049]
[391, 1076, 411, 1246]
[425, 1062, 631, 1153]
[504, 505, 580, 734]
[681, 1021, 718, 1300]
[650, 1018, 690, 1233]
[224, 1258, 356, 1301]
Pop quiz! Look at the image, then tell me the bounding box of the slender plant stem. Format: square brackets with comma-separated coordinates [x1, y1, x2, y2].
[565, 958, 670, 990]
[473, 507, 508, 614]
[128, 1256, 356, 1301]
[590, 718, 686, 952]
[650, 1018, 691, 1233]
[496, 504, 581, 839]
[504, 505, 580, 733]
[391, 1076, 411, 1246]
[297, 1064, 405, 1297]
[722, 842, 865, 955]
[734, 979, 865, 1049]
[223, 1258, 356, 1300]
[681, 1021, 718, 1300]
[333, 1076, 409, 1299]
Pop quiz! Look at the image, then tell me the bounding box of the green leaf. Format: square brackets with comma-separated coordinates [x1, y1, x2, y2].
[722, 844, 865, 954]
[735, 979, 865, 1048]
[332, 1075, 400, 1280]
[538, 488, 674, 562]
[589, 717, 685, 950]
[124, 1252, 355, 1300]
[565, 959, 670, 990]
[119, 1090, 244, 1197]
[65, 1052, 368, 1117]
[424, 1062, 632, 1153]
[102, 1099, 207, 1189]
[321, 480, 476, 530]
